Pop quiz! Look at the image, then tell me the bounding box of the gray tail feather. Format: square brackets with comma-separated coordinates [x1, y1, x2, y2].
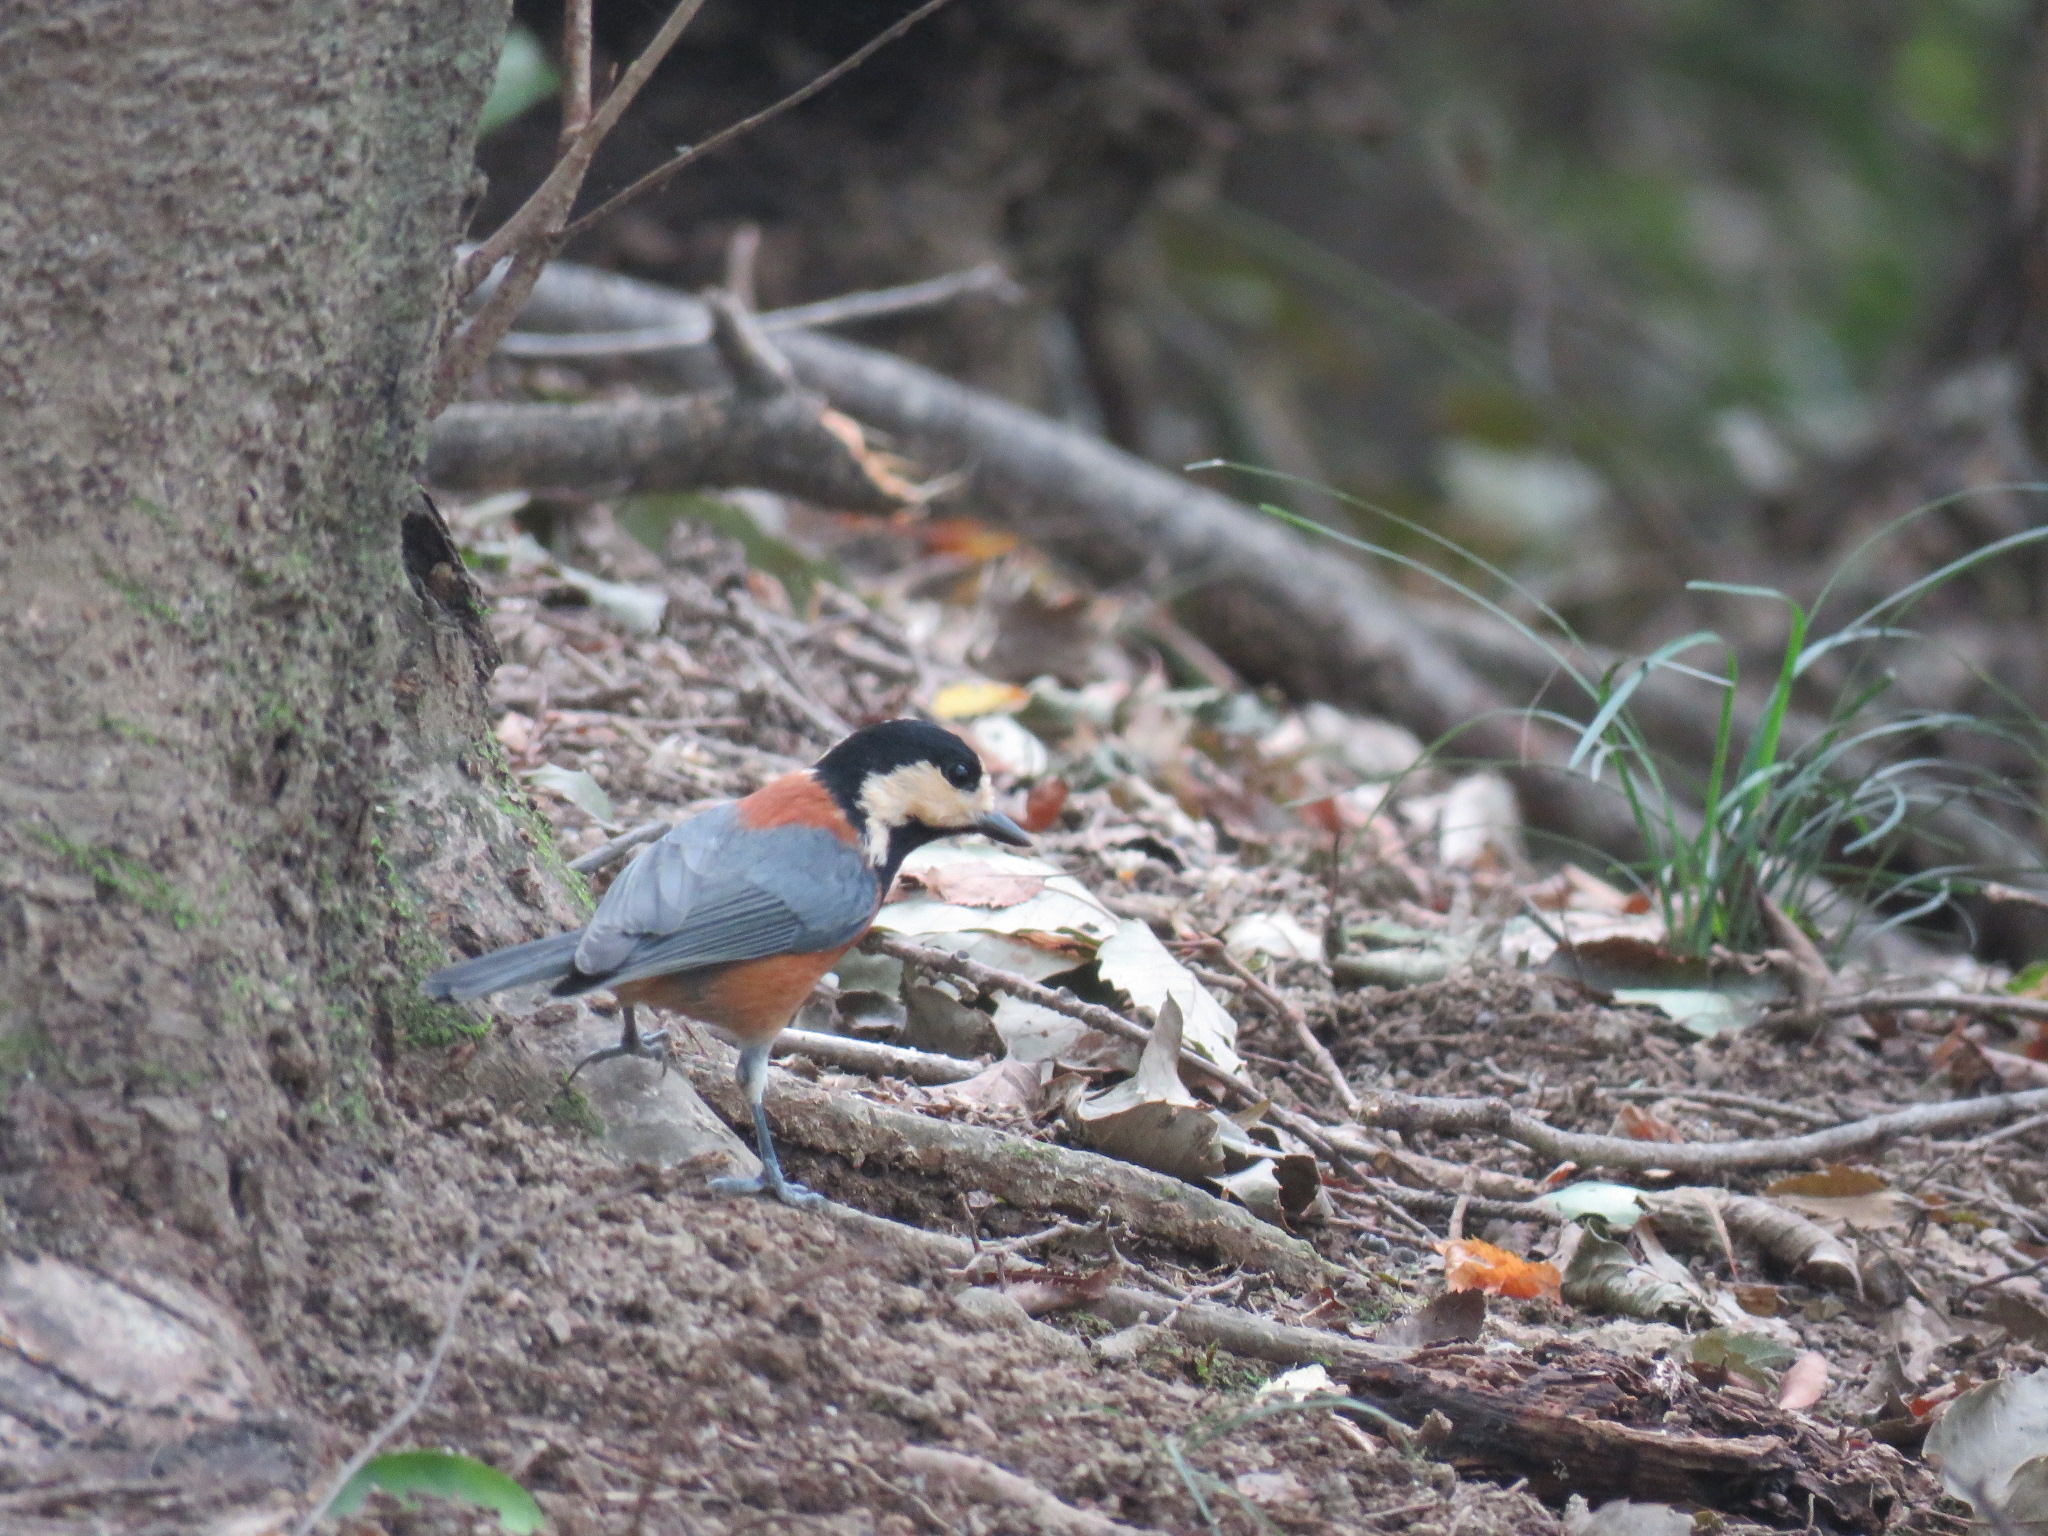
[422, 932, 583, 1002]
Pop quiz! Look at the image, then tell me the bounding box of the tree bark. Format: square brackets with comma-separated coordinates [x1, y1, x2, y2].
[0, 0, 573, 1497]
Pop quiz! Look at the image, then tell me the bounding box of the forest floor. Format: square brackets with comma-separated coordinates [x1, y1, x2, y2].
[307, 492, 2048, 1535]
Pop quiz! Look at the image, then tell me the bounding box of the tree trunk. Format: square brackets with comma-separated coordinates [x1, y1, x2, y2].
[0, 0, 568, 1499]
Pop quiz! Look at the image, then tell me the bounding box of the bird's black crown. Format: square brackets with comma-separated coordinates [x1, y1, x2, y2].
[814, 718, 983, 805]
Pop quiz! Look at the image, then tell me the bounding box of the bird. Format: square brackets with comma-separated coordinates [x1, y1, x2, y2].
[421, 718, 1029, 1208]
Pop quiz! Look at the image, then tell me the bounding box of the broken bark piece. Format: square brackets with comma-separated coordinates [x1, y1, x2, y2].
[1328, 1339, 1921, 1532]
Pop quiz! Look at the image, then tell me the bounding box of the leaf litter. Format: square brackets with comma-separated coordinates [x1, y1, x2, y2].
[372, 489, 2048, 1532]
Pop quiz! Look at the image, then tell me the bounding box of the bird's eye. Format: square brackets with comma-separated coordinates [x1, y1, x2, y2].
[944, 760, 976, 788]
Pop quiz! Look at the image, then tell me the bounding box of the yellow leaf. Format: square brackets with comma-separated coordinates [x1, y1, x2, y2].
[931, 679, 1031, 720]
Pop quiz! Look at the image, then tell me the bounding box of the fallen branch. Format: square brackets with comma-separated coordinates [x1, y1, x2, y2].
[1361, 1084, 2048, 1176]
[897, 1447, 1162, 1536]
[502, 259, 1650, 861]
[774, 1027, 983, 1086]
[678, 1047, 1332, 1288]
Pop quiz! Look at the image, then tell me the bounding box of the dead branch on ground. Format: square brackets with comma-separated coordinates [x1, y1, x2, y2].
[1362, 1083, 2048, 1176]
[677, 1046, 1333, 1288]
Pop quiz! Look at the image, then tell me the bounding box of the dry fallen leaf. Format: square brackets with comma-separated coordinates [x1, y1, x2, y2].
[1020, 777, 1070, 832]
[1440, 1238, 1561, 1300]
[908, 862, 1048, 908]
[1613, 1103, 1684, 1143]
[1777, 1350, 1829, 1410]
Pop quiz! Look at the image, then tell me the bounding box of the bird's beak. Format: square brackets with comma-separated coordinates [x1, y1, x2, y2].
[974, 810, 1031, 846]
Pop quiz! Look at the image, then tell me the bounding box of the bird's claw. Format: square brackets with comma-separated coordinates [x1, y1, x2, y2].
[709, 1171, 826, 1210]
[563, 1028, 673, 1086]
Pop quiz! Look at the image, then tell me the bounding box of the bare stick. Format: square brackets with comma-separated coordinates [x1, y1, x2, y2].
[1964, 1109, 2048, 1150]
[1361, 1084, 2048, 1177]
[565, 0, 959, 240]
[1207, 943, 1359, 1113]
[497, 262, 1022, 358]
[774, 1026, 983, 1085]
[292, 1240, 487, 1535]
[1808, 990, 2048, 1024]
[568, 818, 670, 875]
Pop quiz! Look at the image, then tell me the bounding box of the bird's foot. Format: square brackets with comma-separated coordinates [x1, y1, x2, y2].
[709, 1170, 826, 1210]
[563, 1027, 673, 1085]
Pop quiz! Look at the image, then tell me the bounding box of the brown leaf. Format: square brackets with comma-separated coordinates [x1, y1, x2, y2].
[1777, 1350, 1829, 1411]
[908, 863, 1049, 908]
[1614, 1103, 1684, 1143]
[1765, 1166, 1888, 1199]
[1020, 777, 1069, 833]
[1377, 1289, 1487, 1346]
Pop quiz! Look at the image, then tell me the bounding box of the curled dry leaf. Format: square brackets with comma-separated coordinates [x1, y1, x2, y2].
[1561, 1231, 1699, 1322]
[1069, 997, 1226, 1182]
[999, 1265, 1117, 1317]
[1440, 1238, 1561, 1300]
[1641, 1189, 1860, 1292]
[1223, 910, 1323, 964]
[927, 1058, 1045, 1115]
[1376, 1289, 1487, 1348]
[876, 843, 1116, 980]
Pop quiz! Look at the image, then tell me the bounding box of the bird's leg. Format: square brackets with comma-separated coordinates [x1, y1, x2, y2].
[708, 1041, 824, 1209]
[564, 1002, 672, 1083]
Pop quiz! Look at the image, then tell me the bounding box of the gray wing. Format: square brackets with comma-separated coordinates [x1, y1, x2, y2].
[571, 805, 878, 986]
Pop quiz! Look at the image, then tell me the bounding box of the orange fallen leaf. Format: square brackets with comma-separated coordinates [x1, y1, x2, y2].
[1614, 1103, 1684, 1143]
[1439, 1239, 1561, 1300]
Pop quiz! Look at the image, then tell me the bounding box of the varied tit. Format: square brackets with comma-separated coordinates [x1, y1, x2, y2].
[422, 718, 1029, 1208]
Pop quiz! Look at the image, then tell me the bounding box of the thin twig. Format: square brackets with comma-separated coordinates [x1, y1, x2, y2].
[1813, 990, 2048, 1023]
[1964, 1109, 2048, 1150]
[565, 0, 960, 240]
[1207, 943, 1360, 1113]
[1362, 1084, 2048, 1177]
[292, 1240, 489, 1535]
[1959, 1254, 2048, 1297]
[496, 262, 1022, 358]
[568, 818, 670, 874]
[1605, 1084, 1839, 1129]
[435, 0, 709, 409]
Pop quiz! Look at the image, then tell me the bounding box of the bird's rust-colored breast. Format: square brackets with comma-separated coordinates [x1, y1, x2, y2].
[614, 942, 859, 1047]
[734, 770, 860, 844]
